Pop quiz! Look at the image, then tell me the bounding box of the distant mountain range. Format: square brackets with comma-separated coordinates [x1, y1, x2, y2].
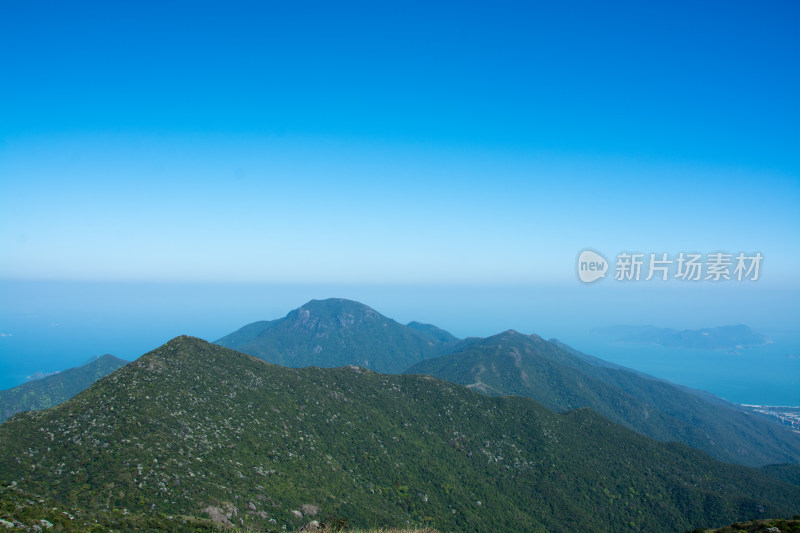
[1, 336, 797, 532]
[592, 324, 769, 350]
[0, 354, 128, 422]
[405, 331, 800, 467]
[4, 300, 796, 473]
[216, 298, 457, 373]
[214, 299, 799, 467]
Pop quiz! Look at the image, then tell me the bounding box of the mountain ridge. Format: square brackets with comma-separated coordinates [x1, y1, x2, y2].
[2, 336, 797, 532]
[0, 353, 129, 422]
[406, 330, 800, 467]
[215, 298, 457, 373]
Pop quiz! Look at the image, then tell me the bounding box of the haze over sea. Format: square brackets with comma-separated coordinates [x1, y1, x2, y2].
[1, 281, 797, 407]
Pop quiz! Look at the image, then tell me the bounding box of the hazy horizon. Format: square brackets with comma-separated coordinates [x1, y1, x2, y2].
[1, 280, 798, 405]
[1, 2, 798, 405]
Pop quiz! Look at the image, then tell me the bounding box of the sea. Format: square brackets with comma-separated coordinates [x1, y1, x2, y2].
[558, 328, 800, 407]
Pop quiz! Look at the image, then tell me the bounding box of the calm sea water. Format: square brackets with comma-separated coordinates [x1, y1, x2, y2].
[559, 328, 800, 407]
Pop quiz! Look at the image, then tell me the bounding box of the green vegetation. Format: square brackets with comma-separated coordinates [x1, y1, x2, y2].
[215, 299, 456, 374]
[0, 336, 797, 532]
[0, 483, 440, 532]
[760, 463, 800, 487]
[337, 530, 438, 533]
[690, 517, 800, 532]
[405, 322, 458, 344]
[216, 299, 798, 468]
[0, 354, 128, 422]
[406, 330, 800, 467]
[0, 482, 228, 532]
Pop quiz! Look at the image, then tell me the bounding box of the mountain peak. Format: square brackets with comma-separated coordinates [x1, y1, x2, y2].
[176, 334, 205, 343]
[137, 335, 227, 366]
[477, 329, 544, 346]
[286, 299, 384, 334]
[295, 298, 378, 317]
[215, 300, 457, 373]
[96, 353, 127, 364]
[160, 335, 210, 350]
[299, 298, 375, 312]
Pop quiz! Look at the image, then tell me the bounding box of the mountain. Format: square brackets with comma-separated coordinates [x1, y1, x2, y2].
[1, 336, 798, 532]
[406, 321, 459, 344]
[405, 331, 800, 467]
[24, 370, 60, 380]
[702, 518, 800, 533]
[0, 354, 128, 422]
[0, 482, 225, 532]
[592, 324, 769, 350]
[760, 463, 800, 487]
[215, 298, 457, 373]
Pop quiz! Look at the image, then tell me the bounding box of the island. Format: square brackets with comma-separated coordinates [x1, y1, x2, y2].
[592, 324, 769, 351]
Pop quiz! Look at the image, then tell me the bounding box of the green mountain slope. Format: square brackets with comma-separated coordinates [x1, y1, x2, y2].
[0, 483, 224, 533]
[215, 299, 456, 373]
[406, 321, 459, 344]
[760, 463, 800, 487]
[405, 331, 800, 467]
[700, 518, 800, 533]
[1, 336, 798, 532]
[0, 354, 128, 422]
[213, 319, 279, 347]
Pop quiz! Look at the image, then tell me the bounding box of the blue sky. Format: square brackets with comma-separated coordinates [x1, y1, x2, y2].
[0, 1, 799, 399]
[1, 1, 798, 285]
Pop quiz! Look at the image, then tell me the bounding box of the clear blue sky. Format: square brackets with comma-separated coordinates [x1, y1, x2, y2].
[2, 0, 798, 285]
